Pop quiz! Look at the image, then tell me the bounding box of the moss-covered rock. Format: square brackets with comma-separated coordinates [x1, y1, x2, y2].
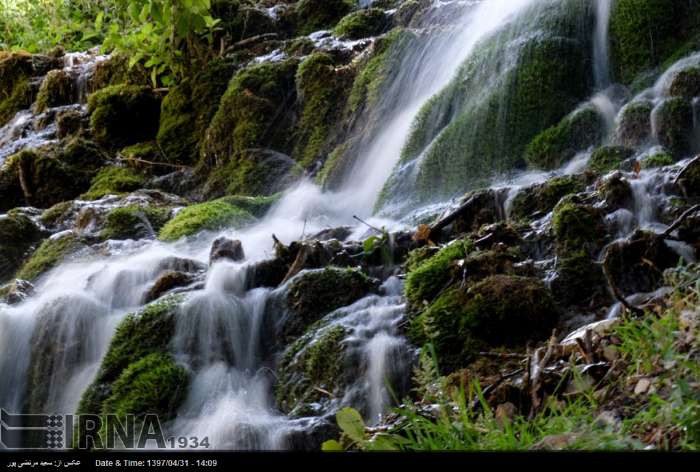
[76, 296, 185, 443]
[334, 8, 388, 39]
[88, 54, 151, 91]
[653, 97, 695, 157]
[597, 172, 633, 210]
[284, 267, 376, 339]
[613, 100, 652, 148]
[275, 322, 350, 415]
[81, 167, 147, 201]
[588, 146, 635, 173]
[609, 0, 700, 84]
[409, 275, 559, 373]
[157, 59, 237, 165]
[15, 232, 85, 281]
[525, 107, 606, 170]
[219, 194, 279, 218]
[56, 109, 87, 139]
[0, 212, 43, 282]
[552, 198, 607, 254]
[203, 59, 299, 166]
[34, 69, 75, 112]
[294, 0, 355, 35]
[404, 239, 473, 309]
[669, 66, 700, 98]
[640, 149, 675, 169]
[158, 198, 255, 241]
[101, 205, 172, 241]
[39, 201, 74, 228]
[0, 52, 35, 127]
[510, 175, 587, 220]
[677, 156, 700, 197]
[293, 53, 354, 168]
[88, 85, 161, 149]
[212, 2, 278, 42]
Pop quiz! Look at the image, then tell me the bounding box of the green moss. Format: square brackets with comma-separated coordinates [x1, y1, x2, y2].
[0, 212, 42, 282]
[88, 85, 161, 148]
[158, 198, 255, 241]
[609, 0, 700, 84]
[294, 0, 356, 36]
[524, 107, 605, 170]
[15, 232, 83, 281]
[614, 101, 653, 148]
[101, 205, 172, 241]
[510, 175, 586, 220]
[202, 59, 299, 166]
[39, 201, 73, 227]
[157, 59, 236, 165]
[81, 167, 146, 201]
[285, 267, 375, 338]
[641, 151, 675, 169]
[404, 239, 473, 309]
[293, 53, 353, 167]
[275, 323, 349, 415]
[89, 54, 151, 91]
[551, 248, 607, 306]
[588, 146, 635, 173]
[669, 66, 700, 98]
[654, 97, 694, 157]
[0, 52, 35, 127]
[409, 275, 559, 373]
[213, 2, 277, 42]
[219, 194, 279, 218]
[552, 199, 606, 254]
[100, 352, 187, 423]
[34, 69, 74, 112]
[334, 8, 388, 40]
[76, 296, 184, 443]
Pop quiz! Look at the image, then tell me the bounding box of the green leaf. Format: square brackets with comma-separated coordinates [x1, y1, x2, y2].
[336, 407, 366, 444]
[321, 440, 344, 452]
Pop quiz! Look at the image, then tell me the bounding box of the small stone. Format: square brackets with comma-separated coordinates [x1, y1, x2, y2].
[209, 237, 245, 264]
[495, 402, 517, 427]
[143, 271, 194, 303]
[4, 279, 36, 305]
[634, 378, 652, 395]
[602, 345, 619, 362]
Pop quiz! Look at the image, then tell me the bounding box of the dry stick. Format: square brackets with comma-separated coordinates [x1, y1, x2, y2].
[601, 247, 645, 318]
[661, 204, 700, 239]
[353, 215, 383, 234]
[281, 244, 309, 285]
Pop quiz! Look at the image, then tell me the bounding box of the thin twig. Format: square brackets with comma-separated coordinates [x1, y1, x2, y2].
[661, 204, 700, 239]
[353, 215, 383, 234]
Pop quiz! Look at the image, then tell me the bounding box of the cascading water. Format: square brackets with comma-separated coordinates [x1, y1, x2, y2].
[3, 0, 700, 452]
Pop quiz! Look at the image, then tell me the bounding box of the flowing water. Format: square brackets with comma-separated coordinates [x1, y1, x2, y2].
[1, 0, 699, 451]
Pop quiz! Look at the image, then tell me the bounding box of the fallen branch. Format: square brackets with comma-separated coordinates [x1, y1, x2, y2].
[661, 204, 700, 239]
[225, 33, 279, 53]
[673, 155, 700, 186]
[353, 215, 384, 234]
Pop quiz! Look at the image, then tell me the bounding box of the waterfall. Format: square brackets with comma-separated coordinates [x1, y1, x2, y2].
[593, 0, 613, 90]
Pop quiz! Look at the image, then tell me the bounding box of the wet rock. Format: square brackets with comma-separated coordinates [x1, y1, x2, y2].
[597, 172, 634, 210]
[101, 205, 172, 241]
[0, 212, 43, 282]
[156, 256, 207, 274]
[589, 146, 635, 173]
[409, 275, 560, 374]
[34, 69, 75, 112]
[1, 279, 36, 304]
[472, 222, 523, 250]
[284, 267, 377, 339]
[603, 230, 681, 296]
[444, 189, 507, 237]
[56, 109, 88, 139]
[15, 231, 86, 282]
[510, 175, 588, 220]
[310, 226, 353, 242]
[676, 156, 700, 198]
[143, 271, 195, 303]
[653, 97, 694, 158]
[158, 198, 256, 241]
[209, 237, 245, 264]
[614, 100, 652, 148]
[334, 8, 389, 40]
[668, 66, 700, 98]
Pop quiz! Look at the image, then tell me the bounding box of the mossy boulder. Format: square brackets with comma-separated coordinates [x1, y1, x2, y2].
[81, 167, 146, 201]
[56, 109, 88, 139]
[668, 66, 700, 98]
[588, 146, 635, 173]
[88, 85, 162, 149]
[614, 101, 652, 148]
[203, 59, 299, 167]
[212, 2, 278, 42]
[653, 97, 695, 157]
[284, 267, 376, 339]
[609, 0, 700, 84]
[293, 53, 354, 168]
[334, 8, 388, 39]
[404, 239, 473, 309]
[0, 212, 43, 282]
[34, 69, 75, 112]
[409, 275, 559, 373]
[1, 146, 99, 209]
[157, 59, 236, 165]
[552, 198, 607, 254]
[76, 296, 186, 444]
[510, 175, 587, 220]
[0, 52, 35, 126]
[15, 232, 85, 281]
[40, 201, 74, 228]
[101, 205, 172, 241]
[597, 172, 633, 210]
[294, 0, 355, 35]
[158, 198, 256, 241]
[640, 149, 675, 169]
[525, 107, 606, 170]
[677, 157, 700, 197]
[275, 322, 350, 415]
[219, 194, 279, 218]
[89, 54, 151, 91]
